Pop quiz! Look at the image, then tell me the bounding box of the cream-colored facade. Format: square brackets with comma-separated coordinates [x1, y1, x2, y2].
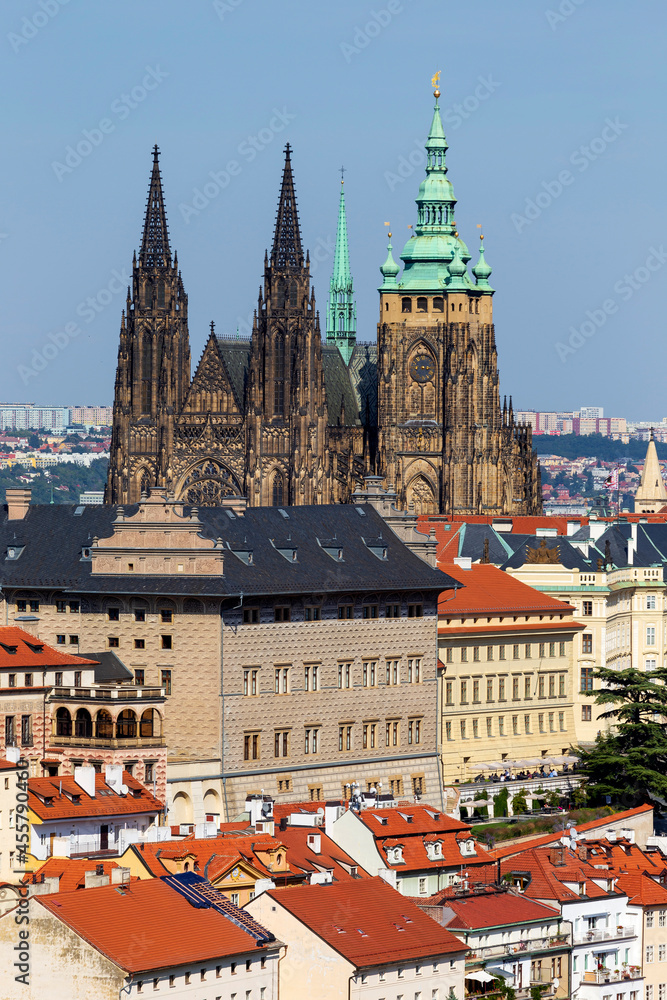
[638, 903, 667, 999]
[0, 757, 22, 884]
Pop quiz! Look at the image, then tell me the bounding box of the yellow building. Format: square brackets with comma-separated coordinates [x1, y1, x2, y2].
[437, 560, 583, 784]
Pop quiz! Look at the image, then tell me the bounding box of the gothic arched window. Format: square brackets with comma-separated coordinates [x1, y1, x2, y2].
[157, 281, 165, 307]
[417, 297, 428, 313]
[274, 335, 285, 416]
[433, 297, 444, 312]
[141, 336, 152, 413]
[272, 472, 284, 507]
[289, 281, 298, 308]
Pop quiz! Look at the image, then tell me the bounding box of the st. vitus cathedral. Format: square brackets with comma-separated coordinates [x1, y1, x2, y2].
[106, 87, 542, 514]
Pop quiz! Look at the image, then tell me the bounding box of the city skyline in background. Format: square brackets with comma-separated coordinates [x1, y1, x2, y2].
[1, 1, 666, 418]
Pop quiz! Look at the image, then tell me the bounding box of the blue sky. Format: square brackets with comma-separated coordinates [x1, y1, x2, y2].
[1, 0, 665, 418]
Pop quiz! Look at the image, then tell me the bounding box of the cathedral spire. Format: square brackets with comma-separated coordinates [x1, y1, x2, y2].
[327, 173, 356, 364]
[140, 145, 171, 268]
[271, 144, 304, 269]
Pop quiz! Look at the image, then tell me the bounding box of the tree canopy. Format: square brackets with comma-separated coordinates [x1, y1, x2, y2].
[576, 666, 667, 807]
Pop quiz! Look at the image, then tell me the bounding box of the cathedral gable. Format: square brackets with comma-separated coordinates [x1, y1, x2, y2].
[180, 332, 242, 416]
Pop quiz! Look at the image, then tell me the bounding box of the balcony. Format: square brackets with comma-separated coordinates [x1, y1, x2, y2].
[52, 686, 164, 701]
[467, 934, 571, 962]
[574, 927, 635, 945]
[50, 735, 165, 750]
[582, 969, 642, 985]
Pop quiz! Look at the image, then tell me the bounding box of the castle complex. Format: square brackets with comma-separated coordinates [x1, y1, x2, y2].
[106, 88, 541, 515]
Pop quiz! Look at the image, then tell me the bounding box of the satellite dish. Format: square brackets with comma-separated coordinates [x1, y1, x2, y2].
[316, 808, 324, 818]
[552, 979, 560, 989]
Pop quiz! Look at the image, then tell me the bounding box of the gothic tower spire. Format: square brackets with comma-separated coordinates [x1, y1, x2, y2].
[140, 145, 171, 268]
[326, 173, 357, 365]
[271, 144, 303, 269]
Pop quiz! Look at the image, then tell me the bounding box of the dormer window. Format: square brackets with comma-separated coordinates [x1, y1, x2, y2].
[386, 845, 404, 864]
[425, 840, 443, 861]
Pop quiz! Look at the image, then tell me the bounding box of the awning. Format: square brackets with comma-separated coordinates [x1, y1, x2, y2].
[466, 972, 496, 984]
[487, 968, 515, 982]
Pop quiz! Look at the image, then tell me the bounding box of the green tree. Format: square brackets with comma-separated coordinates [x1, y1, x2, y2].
[494, 787, 509, 818]
[512, 791, 528, 814]
[576, 666, 667, 806]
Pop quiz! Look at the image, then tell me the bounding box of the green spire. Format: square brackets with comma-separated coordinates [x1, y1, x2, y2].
[389, 86, 472, 293]
[472, 235, 494, 292]
[327, 174, 356, 365]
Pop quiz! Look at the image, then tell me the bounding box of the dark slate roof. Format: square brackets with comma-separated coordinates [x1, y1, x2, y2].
[349, 343, 378, 427]
[322, 344, 362, 427]
[216, 339, 251, 410]
[457, 523, 516, 564]
[0, 502, 455, 599]
[498, 535, 595, 571]
[75, 650, 133, 683]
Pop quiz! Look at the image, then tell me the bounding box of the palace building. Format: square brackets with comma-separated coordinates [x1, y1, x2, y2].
[106, 87, 541, 516]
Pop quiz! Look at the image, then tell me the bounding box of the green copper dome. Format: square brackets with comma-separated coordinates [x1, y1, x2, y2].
[387, 90, 473, 293]
[379, 238, 400, 288]
[472, 236, 494, 292]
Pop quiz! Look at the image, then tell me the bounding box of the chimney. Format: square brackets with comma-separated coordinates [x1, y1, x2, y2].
[324, 801, 344, 839]
[84, 869, 110, 889]
[29, 875, 60, 896]
[453, 556, 472, 571]
[104, 764, 123, 794]
[6, 488, 31, 520]
[220, 495, 248, 516]
[111, 867, 131, 884]
[550, 846, 566, 866]
[74, 765, 96, 798]
[578, 844, 589, 862]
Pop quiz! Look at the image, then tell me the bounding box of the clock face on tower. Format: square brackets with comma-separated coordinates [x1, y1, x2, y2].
[409, 354, 436, 384]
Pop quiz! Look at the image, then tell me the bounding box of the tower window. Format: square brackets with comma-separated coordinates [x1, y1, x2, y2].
[417, 297, 427, 312]
[433, 297, 444, 312]
[289, 281, 298, 307]
[157, 281, 165, 307]
[401, 297, 412, 313]
[272, 473, 284, 507]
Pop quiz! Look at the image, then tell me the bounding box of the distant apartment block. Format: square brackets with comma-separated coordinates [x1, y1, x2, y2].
[0, 404, 70, 430]
[516, 410, 627, 437]
[69, 405, 113, 426]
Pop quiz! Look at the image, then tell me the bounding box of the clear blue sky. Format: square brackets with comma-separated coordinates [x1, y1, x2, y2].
[1, 0, 665, 419]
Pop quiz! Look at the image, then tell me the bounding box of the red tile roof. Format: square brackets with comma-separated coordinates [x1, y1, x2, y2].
[436, 888, 561, 929]
[615, 871, 667, 906]
[436, 563, 575, 616]
[358, 805, 493, 871]
[265, 876, 466, 967]
[491, 805, 654, 859]
[25, 858, 136, 893]
[28, 771, 163, 820]
[37, 876, 275, 973]
[499, 846, 625, 903]
[359, 804, 468, 839]
[0, 626, 98, 669]
[274, 826, 371, 882]
[0, 758, 20, 770]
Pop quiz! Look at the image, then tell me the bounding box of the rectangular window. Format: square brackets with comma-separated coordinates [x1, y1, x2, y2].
[513, 644, 520, 659]
[512, 676, 520, 700]
[408, 603, 423, 618]
[524, 714, 531, 734]
[304, 605, 321, 621]
[487, 646, 493, 661]
[498, 716, 505, 736]
[472, 679, 480, 702]
[659, 909, 666, 927]
[243, 608, 259, 624]
[538, 674, 545, 698]
[499, 645, 506, 660]
[338, 604, 353, 620]
[134, 669, 145, 686]
[549, 642, 556, 657]
[512, 715, 518, 736]
[362, 604, 378, 619]
[244, 733, 260, 761]
[5, 716, 15, 746]
[473, 646, 480, 662]
[445, 680, 453, 705]
[559, 674, 566, 696]
[538, 713, 545, 733]
[472, 719, 479, 738]
[275, 667, 289, 694]
[305, 728, 320, 754]
[647, 911, 654, 928]
[525, 643, 532, 659]
[581, 667, 594, 692]
[407, 658, 421, 683]
[548, 711, 555, 732]
[460, 720, 466, 739]
[460, 680, 467, 703]
[161, 670, 172, 696]
[486, 717, 493, 737]
[392, 721, 400, 746]
[486, 678, 493, 702]
[161, 635, 172, 650]
[134, 639, 145, 650]
[646, 946, 654, 963]
[647, 594, 657, 609]
[539, 643, 546, 658]
[524, 675, 531, 699]
[338, 662, 352, 688]
[582, 633, 593, 654]
[74, 670, 81, 687]
[16, 600, 26, 613]
[498, 677, 506, 701]
[445, 647, 453, 663]
[583, 600, 593, 616]
[56, 600, 66, 613]
[69, 601, 79, 614]
[386, 660, 399, 685]
[548, 674, 556, 698]
[21, 715, 32, 746]
[54, 671, 62, 687]
[461, 647, 468, 662]
[274, 730, 289, 757]
[108, 636, 119, 648]
[385, 603, 400, 618]
[445, 720, 452, 740]
[56, 634, 66, 645]
[582, 704, 592, 721]
[559, 642, 566, 656]
[134, 609, 145, 622]
[274, 606, 291, 623]
[160, 609, 172, 623]
[647, 626, 656, 645]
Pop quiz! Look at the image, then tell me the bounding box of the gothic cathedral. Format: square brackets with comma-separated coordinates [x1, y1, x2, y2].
[107, 88, 541, 515]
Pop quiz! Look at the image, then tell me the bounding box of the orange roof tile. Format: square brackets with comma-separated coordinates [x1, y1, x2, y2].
[24, 858, 136, 893]
[437, 888, 561, 929]
[37, 875, 275, 973]
[0, 626, 98, 669]
[492, 805, 654, 860]
[275, 826, 371, 882]
[266, 876, 466, 967]
[359, 805, 493, 871]
[436, 563, 575, 616]
[28, 771, 163, 820]
[615, 872, 667, 906]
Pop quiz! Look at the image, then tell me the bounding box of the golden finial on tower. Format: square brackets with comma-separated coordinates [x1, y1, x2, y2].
[431, 70, 441, 98]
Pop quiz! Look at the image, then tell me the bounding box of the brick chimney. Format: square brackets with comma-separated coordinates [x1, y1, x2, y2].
[6, 488, 31, 520]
